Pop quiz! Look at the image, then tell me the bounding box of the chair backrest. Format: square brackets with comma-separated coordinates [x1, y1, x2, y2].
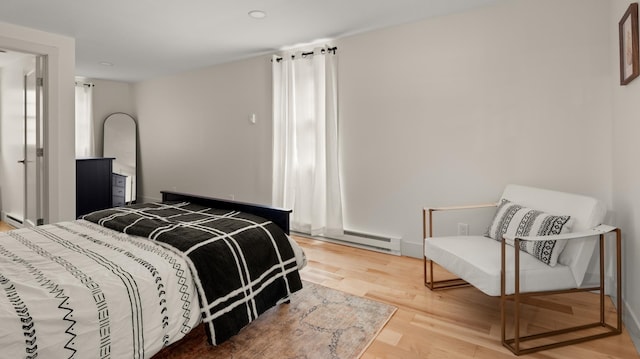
[500, 184, 607, 286]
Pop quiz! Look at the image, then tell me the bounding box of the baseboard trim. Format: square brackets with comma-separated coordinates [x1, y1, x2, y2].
[624, 299, 640, 354]
[401, 240, 422, 259]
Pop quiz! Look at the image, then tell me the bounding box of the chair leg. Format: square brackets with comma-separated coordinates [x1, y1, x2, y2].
[501, 230, 622, 355]
[422, 208, 470, 291]
[423, 256, 469, 290]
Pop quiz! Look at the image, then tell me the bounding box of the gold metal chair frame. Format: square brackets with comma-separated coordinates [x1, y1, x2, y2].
[422, 206, 622, 355]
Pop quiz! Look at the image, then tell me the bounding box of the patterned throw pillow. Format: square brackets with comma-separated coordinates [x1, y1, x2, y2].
[486, 199, 572, 266]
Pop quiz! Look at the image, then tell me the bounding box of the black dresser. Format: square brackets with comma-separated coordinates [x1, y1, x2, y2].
[76, 157, 114, 218]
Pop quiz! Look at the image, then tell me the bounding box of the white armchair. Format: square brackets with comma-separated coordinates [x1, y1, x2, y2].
[423, 184, 622, 355]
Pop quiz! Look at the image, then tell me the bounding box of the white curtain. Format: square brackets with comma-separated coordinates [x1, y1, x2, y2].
[272, 48, 343, 237]
[75, 82, 94, 157]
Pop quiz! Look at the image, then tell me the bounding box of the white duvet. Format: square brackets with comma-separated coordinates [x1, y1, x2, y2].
[0, 220, 201, 359]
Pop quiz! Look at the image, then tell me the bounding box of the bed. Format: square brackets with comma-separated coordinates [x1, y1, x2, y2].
[0, 191, 305, 359]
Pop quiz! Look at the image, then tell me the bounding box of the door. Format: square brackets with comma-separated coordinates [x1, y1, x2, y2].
[22, 55, 46, 227]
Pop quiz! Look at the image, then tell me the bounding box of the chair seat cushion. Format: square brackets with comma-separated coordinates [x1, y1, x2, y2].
[424, 235, 577, 296]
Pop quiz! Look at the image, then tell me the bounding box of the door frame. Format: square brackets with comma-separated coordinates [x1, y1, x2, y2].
[0, 27, 74, 223]
[21, 55, 47, 227]
[0, 49, 49, 227]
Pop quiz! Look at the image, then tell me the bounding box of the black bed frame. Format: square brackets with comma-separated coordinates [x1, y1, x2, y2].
[160, 191, 292, 235]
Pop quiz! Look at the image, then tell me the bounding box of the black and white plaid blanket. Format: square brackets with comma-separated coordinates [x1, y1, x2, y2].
[83, 201, 303, 345]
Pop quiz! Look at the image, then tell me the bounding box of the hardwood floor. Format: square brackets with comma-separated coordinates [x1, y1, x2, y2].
[294, 236, 640, 359]
[1, 221, 635, 358]
[0, 221, 15, 232]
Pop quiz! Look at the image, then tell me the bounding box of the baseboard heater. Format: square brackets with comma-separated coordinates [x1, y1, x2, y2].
[295, 230, 402, 256]
[6, 214, 23, 224]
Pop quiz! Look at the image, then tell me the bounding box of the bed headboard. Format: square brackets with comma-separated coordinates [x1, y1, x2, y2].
[160, 191, 292, 235]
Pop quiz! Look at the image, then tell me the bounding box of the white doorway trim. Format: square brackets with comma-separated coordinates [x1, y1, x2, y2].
[0, 25, 76, 223]
[0, 49, 47, 227]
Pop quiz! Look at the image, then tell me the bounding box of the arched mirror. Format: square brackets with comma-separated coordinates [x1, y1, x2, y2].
[103, 113, 137, 205]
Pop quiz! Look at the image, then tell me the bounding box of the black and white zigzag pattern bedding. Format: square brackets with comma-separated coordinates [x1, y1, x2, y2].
[82, 201, 303, 346]
[0, 220, 201, 359]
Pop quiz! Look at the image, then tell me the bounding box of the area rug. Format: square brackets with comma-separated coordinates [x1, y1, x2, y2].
[153, 281, 397, 359]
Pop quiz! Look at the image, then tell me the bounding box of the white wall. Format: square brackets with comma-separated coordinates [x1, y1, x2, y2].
[134, 56, 273, 204]
[611, 0, 640, 351]
[135, 0, 612, 248]
[337, 0, 613, 254]
[0, 21, 75, 222]
[0, 54, 31, 223]
[91, 79, 135, 156]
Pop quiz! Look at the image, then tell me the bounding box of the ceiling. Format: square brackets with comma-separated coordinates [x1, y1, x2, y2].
[0, 0, 500, 83]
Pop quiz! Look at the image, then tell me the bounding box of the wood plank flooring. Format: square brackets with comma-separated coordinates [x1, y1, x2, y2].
[0, 221, 15, 232]
[1, 222, 636, 358]
[294, 235, 640, 359]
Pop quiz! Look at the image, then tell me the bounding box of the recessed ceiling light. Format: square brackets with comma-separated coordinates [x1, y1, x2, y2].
[248, 10, 266, 19]
[99, 61, 113, 66]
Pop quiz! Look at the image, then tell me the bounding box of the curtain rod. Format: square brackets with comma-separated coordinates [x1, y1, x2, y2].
[272, 46, 337, 63]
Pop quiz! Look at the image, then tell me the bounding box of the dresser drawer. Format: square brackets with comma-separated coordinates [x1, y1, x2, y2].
[112, 196, 125, 207]
[113, 174, 126, 187]
[113, 186, 125, 197]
